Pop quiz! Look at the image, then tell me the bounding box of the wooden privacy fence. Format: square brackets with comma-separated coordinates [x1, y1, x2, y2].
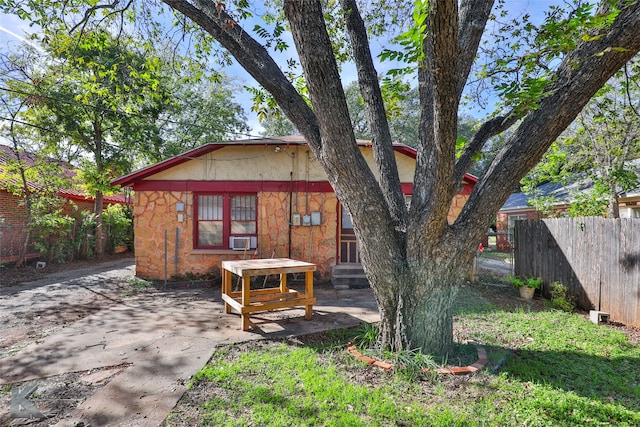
[514, 217, 640, 327]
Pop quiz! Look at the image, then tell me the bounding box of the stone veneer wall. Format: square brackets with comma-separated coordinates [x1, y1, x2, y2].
[133, 189, 339, 281]
[447, 194, 468, 224]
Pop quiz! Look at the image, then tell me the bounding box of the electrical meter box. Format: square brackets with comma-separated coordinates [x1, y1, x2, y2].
[302, 214, 311, 226]
[311, 211, 321, 225]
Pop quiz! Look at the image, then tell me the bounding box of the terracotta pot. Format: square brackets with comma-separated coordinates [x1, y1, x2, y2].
[114, 245, 128, 254]
[519, 286, 535, 300]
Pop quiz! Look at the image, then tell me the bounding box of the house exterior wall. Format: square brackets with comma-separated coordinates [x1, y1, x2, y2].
[143, 145, 417, 184]
[0, 188, 121, 263]
[132, 184, 474, 281]
[495, 209, 539, 252]
[125, 143, 475, 281]
[448, 194, 470, 222]
[0, 189, 30, 262]
[619, 197, 640, 218]
[133, 188, 339, 281]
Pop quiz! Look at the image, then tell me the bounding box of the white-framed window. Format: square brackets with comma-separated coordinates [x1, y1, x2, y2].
[195, 193, 257, 249]
[507, 214, 528, 243]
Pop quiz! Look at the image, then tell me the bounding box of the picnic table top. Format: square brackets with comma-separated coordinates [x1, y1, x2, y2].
[221, 258, 316, 276]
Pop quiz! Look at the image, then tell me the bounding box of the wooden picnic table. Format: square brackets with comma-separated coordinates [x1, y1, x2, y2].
[221, 258, 317, 331]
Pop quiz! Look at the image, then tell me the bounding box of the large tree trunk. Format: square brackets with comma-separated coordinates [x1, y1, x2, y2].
[375, 260, 465, 355]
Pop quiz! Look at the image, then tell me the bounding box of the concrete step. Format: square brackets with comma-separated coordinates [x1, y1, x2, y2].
[331, 264, 370, 290]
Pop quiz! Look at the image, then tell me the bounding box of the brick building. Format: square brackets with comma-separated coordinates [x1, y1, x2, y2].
[0, 144, 127, 264]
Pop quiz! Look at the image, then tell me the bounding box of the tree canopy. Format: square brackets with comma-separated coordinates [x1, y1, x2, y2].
[0, 21, 248, 256]
[522, 57, 640, 217]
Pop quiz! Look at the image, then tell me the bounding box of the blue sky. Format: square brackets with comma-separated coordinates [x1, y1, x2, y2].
[0, 0, 563, 137]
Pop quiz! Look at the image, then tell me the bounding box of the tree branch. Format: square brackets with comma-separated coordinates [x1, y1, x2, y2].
[69, 0, 134, 34]
[284, 0, 405, 279]
[453, 110, 518, 184]
[457, 0, 494, 99]
[456, 0, 640, 238]
[340, 0, 407, 230]
[162, 0, 320, 148]
[411, 0, 459, 246]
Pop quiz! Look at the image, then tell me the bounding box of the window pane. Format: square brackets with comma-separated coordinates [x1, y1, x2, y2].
[341, 207, 353, 229]
[198, 195, 223, 220]
[231, 195, 256, 221]
[231, 221, 256, 234]
[507, 214, 527, 242]
[198, 222, 223, 246]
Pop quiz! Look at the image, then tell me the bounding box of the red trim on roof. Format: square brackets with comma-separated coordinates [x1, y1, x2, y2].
[112, 144, 227, 187]
[60, 190, 128, 205]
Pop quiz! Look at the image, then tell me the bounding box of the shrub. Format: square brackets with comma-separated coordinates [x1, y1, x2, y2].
[31, 209, 75, 263]
[104, 204, 133, 251]
[546, 281, 576, 312]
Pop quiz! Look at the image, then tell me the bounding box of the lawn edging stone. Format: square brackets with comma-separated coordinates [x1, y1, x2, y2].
[346, 342, 488, 375]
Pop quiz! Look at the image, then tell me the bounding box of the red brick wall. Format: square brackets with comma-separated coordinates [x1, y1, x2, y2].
[0, 190, 30, 261]
[495, 210, 539, 252]
[0, 190, 119, 263]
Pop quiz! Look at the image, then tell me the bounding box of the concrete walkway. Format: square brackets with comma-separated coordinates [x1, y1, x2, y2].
[0, 261, 379, 426]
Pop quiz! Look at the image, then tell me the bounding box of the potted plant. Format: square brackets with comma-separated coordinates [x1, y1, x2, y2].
[508, 275, 542, 300]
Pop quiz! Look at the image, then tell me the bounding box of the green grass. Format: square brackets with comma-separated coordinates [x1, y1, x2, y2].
[166, 307, 640, 426]
[121, 275, 152, 296]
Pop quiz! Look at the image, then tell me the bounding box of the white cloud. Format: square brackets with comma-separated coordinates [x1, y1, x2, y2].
[0, 13, 43, 52]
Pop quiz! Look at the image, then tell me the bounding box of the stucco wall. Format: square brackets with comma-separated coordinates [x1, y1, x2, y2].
[143, 145, 416, 184]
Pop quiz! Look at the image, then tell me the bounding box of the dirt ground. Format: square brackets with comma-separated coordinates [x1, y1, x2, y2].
[0, 253, 138, 358]
[1, 253, 638, 426]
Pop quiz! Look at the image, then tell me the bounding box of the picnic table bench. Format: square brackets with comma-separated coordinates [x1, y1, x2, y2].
[221, 258, 317, 331]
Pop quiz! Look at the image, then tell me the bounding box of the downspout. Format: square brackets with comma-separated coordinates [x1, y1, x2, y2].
[288, 171, 293, 259]
[174, 227, 180, 277]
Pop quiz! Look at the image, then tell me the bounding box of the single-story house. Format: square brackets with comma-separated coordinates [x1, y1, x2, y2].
[496, 173, 640, 252]
[112, 135, 478, 283]
[0, 144, 128, 263]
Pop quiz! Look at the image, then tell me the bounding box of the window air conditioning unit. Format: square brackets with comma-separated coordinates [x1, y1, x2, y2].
[229, 236, 257, 250]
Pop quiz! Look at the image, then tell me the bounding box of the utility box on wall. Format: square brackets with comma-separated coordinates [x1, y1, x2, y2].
[311, 211, 321, 225]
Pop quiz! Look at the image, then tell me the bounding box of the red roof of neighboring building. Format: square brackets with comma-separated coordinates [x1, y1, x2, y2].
[0, 144, 129, 205]
[111, 135, 478, 187]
